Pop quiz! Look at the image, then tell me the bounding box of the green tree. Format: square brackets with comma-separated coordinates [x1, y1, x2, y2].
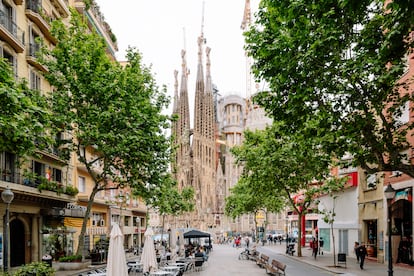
[0, 58, 51, 158]
[230, 122, 342, 256]
[39, 11, 173, 256]
[225, 176, 284, 242]
[145, 175, 194, 245]
[245, 0, 414, 176]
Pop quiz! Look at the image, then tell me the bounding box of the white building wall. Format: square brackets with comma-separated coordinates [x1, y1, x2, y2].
[318, 187, 360, 257]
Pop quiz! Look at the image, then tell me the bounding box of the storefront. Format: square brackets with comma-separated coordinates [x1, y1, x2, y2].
[390, 188, 412, 265]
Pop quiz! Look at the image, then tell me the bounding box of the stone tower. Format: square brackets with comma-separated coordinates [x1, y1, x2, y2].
[171, 30, 217, 230]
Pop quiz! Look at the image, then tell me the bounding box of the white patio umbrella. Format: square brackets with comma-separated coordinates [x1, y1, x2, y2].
[107, 223, 128, 276]
[141, 227, 158, 273]
[170, 228, 177, 258]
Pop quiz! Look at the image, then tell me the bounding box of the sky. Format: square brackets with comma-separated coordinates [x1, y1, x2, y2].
[95, 0, 259, 112]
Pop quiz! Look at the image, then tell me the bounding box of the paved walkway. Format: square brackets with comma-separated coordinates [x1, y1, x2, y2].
[55, 243, 414, 275]
[261, 242, 414, 276]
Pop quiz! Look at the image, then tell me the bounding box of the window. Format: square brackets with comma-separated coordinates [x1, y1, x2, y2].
[1, 151, 15, 182]
[78, 176, 85, 193]
[1, 1, 16, 35]
[111, 214, 120, 224]
[92, 213, 105, 226]
[2, 48, 17, 77]
[366, 173, 376, 189]
[33, 161, 45, 183]
[28, 26, 41, 58]
[30, 70, 41, 90]
[52, 168, 62, 183]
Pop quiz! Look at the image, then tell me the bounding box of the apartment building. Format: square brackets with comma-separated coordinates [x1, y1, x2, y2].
[0, 0, 146, 269]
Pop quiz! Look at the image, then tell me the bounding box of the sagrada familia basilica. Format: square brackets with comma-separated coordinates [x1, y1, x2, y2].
[169, 0, 279, 235]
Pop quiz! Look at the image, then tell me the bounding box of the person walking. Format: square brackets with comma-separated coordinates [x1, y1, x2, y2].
[354, 241, 360, 263]
[358, 242, 368, 269]
[311, 237, 318, 259]
[319, 237, 324, 255]
[245, 237, 250, 249]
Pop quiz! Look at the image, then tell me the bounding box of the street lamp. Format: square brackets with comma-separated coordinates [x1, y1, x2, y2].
[384, 184, 395, 276]
[2, 187, 14, 273]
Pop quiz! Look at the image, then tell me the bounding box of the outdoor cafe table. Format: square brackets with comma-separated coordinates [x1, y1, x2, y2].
[127, 261, 143, 272]
[168, 262, 186, 269]
[149, 270, 173, 276]
[162, 265, 180, 273]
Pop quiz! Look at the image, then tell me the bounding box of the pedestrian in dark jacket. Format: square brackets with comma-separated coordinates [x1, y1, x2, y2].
[354, 241, 360, 262]
[311, 237, 318, 259]
[358, 242, 368, 269]
[319, 237, 324, 255]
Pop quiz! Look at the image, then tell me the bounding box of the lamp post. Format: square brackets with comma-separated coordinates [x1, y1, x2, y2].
[285, 216, 289, 253]
[2, 187, 14, 273]
[384, 184, 396, 276]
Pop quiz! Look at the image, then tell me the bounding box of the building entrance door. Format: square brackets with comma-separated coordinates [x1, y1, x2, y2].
[365, 220, 377, 258]
[10, 219, 25, 267]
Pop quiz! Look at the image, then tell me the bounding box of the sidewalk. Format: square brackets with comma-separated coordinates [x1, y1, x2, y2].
[54, 243, 414, 275]
[55, 245, 265, 276]
[262, 242, 414, 276]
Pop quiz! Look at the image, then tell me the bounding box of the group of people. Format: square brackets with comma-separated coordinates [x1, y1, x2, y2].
[354, 241, 368, 269]
[184, 243, 209, 261]
[310, 237, 324, 259]
[267, 234, 284, 244]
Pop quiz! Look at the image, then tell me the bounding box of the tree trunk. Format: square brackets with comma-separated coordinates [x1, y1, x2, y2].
[160, 214, 165, 246]
[254, 211, 258, 243]
[331, 222, 336, 266]
[76, 187, 98, 257]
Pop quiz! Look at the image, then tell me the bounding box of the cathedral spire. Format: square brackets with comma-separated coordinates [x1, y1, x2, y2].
[173, 70, 179, 114]
[241, 0, 251, 29]
[204, 47, 215, 140]
[179, 50, 191, 137]
[194, 30, 206, 135]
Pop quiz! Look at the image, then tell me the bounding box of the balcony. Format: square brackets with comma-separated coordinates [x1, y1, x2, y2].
[26, 42, 48, 72]
[35, 146, 68, 165]
[0, 11, 25, 53]
[50, 0, 70, 18]
[25, 0, 56, 44]
[0, 170, 75, 204]
[74, 0, 118, 56]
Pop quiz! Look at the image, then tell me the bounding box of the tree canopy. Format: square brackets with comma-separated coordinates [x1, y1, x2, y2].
[245, 0, 414, 177]
[146, 174, 194, 217]
[0, 58, 51, 158]
[229, 122, 343, 255]
[40, 10, 173, 256]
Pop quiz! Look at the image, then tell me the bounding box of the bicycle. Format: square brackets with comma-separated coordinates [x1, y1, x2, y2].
[238, 248, 250, 260]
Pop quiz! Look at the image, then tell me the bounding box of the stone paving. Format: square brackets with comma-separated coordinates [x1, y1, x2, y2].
[55, 242, 414, 275]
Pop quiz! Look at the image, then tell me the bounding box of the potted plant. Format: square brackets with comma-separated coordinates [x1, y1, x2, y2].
[14, 261, 55, 276]
[64, 185, 79, 196]
[57, 254, 89, 271]
[59, 254, 82, 262]
[23, 171, 38, 187]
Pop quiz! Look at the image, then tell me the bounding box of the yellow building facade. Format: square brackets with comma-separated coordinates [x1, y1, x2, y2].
[0, 0, 147, 270]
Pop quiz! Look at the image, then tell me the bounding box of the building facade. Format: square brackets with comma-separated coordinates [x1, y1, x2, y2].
[171, 29, 218, 231]
[0, 0, 146, 270]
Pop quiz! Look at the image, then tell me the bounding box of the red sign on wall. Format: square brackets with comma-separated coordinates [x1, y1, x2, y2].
[346, 171, 358, 187]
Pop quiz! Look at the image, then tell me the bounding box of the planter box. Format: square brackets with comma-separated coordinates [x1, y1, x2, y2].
[54, 260, 91, 271]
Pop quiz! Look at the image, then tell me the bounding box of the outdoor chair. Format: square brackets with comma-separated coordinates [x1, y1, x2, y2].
[194, 257, 204, 271]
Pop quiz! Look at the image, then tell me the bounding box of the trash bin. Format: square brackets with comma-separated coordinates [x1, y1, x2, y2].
[42, 254, 53, 267]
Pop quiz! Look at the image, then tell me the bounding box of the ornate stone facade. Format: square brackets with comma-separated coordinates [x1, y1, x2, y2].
[171, 32, 217, 231]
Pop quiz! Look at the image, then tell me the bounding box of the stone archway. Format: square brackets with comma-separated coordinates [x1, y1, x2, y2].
[10, 219, 25, 267]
